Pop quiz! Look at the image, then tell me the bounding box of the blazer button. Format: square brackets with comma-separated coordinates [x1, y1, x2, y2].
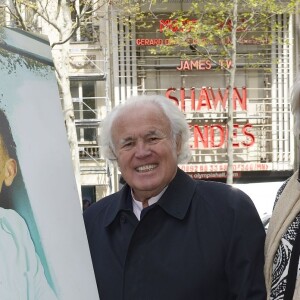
[120, 214, 126, 224]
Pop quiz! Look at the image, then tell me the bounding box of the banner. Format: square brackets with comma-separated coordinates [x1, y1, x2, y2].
[0, 27, 99, 299]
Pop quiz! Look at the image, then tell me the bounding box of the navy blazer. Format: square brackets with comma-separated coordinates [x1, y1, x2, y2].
[84, 168, 266, 300]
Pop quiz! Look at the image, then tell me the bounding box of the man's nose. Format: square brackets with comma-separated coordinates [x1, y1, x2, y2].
[135, 141, 151, 158]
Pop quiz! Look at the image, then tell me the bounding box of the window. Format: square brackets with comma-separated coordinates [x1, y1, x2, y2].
[71, 81, 97, 143]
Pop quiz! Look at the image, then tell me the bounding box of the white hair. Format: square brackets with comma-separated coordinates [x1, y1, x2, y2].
[291, 75, 300, 137]
[100, 95, 191, 164]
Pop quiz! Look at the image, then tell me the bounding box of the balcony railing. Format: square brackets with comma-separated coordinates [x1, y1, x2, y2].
[79, 146, 100, 159]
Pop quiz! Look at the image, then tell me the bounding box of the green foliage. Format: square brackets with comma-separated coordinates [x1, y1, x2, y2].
[117, 0, 300, 67]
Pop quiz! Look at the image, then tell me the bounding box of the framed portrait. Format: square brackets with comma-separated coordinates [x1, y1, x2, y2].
[0, 27, 99, 299]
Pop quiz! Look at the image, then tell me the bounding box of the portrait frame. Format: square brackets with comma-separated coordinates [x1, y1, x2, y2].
[0, 27, 99, 300]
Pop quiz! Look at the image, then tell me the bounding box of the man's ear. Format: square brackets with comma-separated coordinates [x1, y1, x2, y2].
[4, 158, 17, 187]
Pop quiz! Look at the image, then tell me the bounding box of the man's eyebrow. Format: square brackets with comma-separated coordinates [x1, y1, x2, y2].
[146, 130, 159, 135]
[119, 136, 134, 145]
[118, 130, 166, 145]
[146, 129, 167, 137]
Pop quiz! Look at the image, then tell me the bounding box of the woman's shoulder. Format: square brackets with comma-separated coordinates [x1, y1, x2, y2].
[273, 179, 290, 209]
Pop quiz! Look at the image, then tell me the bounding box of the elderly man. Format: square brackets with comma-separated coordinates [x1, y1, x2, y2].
[84, 95, 266, 300]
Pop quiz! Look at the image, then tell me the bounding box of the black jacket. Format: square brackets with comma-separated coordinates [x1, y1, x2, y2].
[84, 168, 266, 300]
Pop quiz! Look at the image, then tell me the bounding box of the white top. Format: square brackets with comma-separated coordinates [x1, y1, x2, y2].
[132, 186, 168, 220]
[0, 208, 57, 300]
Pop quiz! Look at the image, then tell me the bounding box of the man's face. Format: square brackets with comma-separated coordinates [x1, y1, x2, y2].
[0, 136, 17, 192]
[112, 102, 180, 201]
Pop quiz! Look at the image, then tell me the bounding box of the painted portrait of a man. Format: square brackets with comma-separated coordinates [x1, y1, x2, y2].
[0, 109, 57, 299]
[0, 27, 99, 299]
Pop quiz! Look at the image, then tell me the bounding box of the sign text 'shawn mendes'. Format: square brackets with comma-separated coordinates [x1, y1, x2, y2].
[166, 86, 247, 111]
[165, 86, 255, 149]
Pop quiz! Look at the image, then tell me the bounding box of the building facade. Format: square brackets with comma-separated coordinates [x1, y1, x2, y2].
[1, 0, 299, 202]
[107, 3, 299, 193]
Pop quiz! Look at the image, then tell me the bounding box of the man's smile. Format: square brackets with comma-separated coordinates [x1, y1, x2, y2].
[135, 164, 158, 172]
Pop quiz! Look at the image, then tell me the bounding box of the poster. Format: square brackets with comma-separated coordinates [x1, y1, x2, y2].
[0, 27, 99, 299]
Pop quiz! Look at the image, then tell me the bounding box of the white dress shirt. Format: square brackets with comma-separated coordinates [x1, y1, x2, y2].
[0, 208, 57, 300]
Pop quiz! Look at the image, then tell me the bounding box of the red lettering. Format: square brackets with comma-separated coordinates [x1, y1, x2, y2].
[197, 88, 212, 110]
[233, 87, 247, 110]
[198, 61, 207, 70]
[219, 60, 232, 69]
[190, 60, 199, 69]
[191, 87, 195, 110]
[191, 123, 255, 149]
[242, 124, 255, 146]
[210, 124, 224, 148]
[180, 88, 186, 111]
[165, 88, 179, 106]
[193, 125, 209, 148]
[209, 87, 227, 110]
[226, 60, 232, 68]
[177, 59, 212, 71]
[159, 19, 172, 32]
[206, 60, 212, 70]
[136, 39, 164, 46]
[159, 19, 197, 33]
[166, 87, 247, 112]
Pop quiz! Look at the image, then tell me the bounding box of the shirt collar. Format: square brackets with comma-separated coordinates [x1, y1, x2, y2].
[132, 186, 168, 220]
